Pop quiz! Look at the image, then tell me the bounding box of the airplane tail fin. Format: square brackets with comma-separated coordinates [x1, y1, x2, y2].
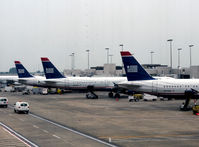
[120, 51, 154, 81]
[41, 57, 65, 79]
[14, 61, 33, 78]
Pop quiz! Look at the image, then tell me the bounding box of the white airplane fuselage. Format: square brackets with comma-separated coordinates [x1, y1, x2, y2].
[17, 75, 127, 91]
[0, 76, 18, 83]
[119, 78, 199, 98]
[43, 77, 127, 90]
[18, 76, 46, 87]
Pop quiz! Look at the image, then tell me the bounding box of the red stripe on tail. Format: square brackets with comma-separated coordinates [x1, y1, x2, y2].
[120, 51, 132, 56]
[41, 57, 49, 62]
[14, 61, 21, 64]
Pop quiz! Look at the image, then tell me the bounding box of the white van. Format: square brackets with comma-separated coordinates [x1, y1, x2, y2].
[0, 97, 8, 108]
[14, 101, 29, 114]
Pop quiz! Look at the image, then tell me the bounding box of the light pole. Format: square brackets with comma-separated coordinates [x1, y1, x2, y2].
[167, 39, 173, 69]
[189, 45, 194, 67]
[105, 48, 109, 64]
[150, 51, 154, 64]
[72, 53, 75, 69]
[69, 54, 73, 70]
[119, 44, 124, 51]
[119, 44, 124, 75]
[86, 50, 90, 69]
[69, 53, 75, 70]
[177, 48, 182, 69]
[177, 48, 182, 78]
[109, 54, 113, 63]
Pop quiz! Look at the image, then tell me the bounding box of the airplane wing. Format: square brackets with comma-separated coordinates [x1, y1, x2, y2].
[42, 80, 58, 84]
[113, 82, 140, 89]
[18, 79, 28, 82]
[119, 83, 141, 88]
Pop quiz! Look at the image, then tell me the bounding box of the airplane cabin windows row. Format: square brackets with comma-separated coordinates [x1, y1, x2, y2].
[163, 85, 198, 88]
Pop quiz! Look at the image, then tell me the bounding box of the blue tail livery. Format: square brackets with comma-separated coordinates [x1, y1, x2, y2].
[14, 61, 33, 78]
[41, 57, 65, 79]
[120, 51, 154, 81]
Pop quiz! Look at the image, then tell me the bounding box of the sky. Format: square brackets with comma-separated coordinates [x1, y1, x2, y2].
[0, 0, 199, 72]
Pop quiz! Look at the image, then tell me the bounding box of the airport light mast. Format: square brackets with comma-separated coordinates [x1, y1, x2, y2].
[177, 48, 182, 69]
[69, 53, 75, 70]
[119, 44, 124, 75]
[109, 54, 113, 63]
[150, 51, 154, 64]
[167, 39, 173, 69]
[105, 48, 109, 64]
[119, 44, 124, 51]
[178, 48, 182, 78]
[69, 54, 73, 70]
[189, 45, 194, 67]
[86, 49, 90, 69]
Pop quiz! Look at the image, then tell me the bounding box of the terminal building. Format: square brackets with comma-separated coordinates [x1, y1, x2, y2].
[63, 63, 199, 79]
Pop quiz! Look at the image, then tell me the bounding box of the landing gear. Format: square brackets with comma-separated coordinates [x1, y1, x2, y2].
[86, 86, 98, 99]
[108, 92, 114, 98]
[86, 92, 98, 99]
[168, 98, 172, 101]
[114, 93, 120, 98]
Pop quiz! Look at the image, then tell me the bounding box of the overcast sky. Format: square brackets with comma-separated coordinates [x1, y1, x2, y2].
[0, 0, 199, 72]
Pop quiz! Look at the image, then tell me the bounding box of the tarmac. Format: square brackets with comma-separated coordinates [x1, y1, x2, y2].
[0, 91, 199, 147]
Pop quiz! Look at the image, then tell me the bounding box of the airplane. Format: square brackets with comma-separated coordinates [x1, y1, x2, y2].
[14, 61, 46, 87]
[41, 57, 127, 98]
[118, 51, 199, 100]
[0, 75, 18, 85]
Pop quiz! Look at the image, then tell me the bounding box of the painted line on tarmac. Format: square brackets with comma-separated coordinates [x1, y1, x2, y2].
[99, 133, 199, 140]
[19, 118, 25, 122]
[33, 125, 39, 129]
[29, 113, 118, 147]
[42, 129, 49, 133]
[0, 122, 39, 147]
[53, 134, 61, 139]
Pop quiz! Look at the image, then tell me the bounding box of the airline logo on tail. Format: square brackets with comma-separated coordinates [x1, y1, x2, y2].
[46, 68, 54, 74]
[121, 51, 155, 81]
[127, 65, 138, 73]
[41, 57, 65, 79]
[18, 69, 25, 74]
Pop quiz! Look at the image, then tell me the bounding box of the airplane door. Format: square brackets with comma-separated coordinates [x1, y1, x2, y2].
[152, 81, 158, 94]
[64, 78, 69, 89]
